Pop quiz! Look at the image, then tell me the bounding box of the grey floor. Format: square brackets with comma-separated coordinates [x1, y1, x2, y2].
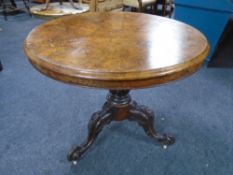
[0, 13, 233, 175]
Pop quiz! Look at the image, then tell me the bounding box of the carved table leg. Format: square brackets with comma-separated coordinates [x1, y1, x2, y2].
[128, 102, 175, 147]
[67, 90, 175, 164]
[67, 102, 114, 163]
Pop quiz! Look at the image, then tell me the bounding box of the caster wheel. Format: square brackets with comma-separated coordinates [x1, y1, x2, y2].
[67, 146, 82, 162]
[72, 161, 78, 165]
[158, 134, 175, 146]
[163, 145, 168, 149]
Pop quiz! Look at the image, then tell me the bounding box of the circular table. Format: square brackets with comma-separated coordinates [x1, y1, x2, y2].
[30, 2, 89, 17]
[24, 12, 209, 164]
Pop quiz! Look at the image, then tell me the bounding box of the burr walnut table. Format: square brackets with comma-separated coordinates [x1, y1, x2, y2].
[24, 12, 209, 164]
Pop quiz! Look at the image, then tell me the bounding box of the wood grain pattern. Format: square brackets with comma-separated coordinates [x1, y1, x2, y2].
[24, 12, 209, 89]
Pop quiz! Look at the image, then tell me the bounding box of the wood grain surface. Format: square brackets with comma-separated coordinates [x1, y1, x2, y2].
[24, 12, 209, 89]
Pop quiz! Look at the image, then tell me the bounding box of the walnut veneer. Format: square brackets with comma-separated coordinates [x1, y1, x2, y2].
[24, 12, 209, 89]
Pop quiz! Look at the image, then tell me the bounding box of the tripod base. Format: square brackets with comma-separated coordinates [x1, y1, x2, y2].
[67, 90, 175, 163]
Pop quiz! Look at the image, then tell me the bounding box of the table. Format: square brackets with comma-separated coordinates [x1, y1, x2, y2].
[24, 12, 209, 164]
[30, 2, 89, 17]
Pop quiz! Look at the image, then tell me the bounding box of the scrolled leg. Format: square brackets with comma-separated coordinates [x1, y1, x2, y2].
[128, 103, 175, 147]
[67, 103, 113, 162]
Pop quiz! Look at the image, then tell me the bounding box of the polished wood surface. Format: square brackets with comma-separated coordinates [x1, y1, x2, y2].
[24, 12, 209, 89]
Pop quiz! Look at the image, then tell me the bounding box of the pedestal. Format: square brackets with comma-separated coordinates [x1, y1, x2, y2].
[67, 90, 175, 164]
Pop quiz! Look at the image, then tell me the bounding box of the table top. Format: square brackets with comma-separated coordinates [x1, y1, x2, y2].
[24, 12, 209, 89]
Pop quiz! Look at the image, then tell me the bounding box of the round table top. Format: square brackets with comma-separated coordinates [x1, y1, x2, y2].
[30, 3, 90, 17]
[24, 12, 209, 89]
